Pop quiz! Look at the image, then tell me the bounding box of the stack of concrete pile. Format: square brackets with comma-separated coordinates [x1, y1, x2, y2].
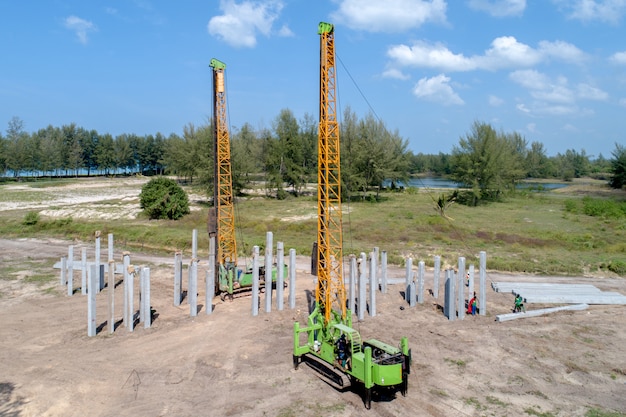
[492, 282, 626, 305]
[493, 282, 626, 322]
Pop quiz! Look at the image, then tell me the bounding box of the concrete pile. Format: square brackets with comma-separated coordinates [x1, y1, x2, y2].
[492, 282, 626, 305]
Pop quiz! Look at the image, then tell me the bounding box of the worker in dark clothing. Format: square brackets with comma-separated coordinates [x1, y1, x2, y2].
[336, 334, 348, 368]
[514, 294, 525, 313]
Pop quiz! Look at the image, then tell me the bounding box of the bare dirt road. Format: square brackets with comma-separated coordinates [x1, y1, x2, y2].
[1, 237, 625, 417]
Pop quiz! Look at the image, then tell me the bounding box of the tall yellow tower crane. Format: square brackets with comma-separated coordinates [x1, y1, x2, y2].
[293, 22, 410, 409]
[316, 21, 346, 325]
[208, 58, 283, 299]
[209, 58, 237, 274]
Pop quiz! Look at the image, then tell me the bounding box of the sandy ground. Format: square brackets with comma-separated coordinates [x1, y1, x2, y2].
[1, 237, 625, 417]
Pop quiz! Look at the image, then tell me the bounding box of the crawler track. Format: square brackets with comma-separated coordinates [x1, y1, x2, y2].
[302, 353, 351, 391]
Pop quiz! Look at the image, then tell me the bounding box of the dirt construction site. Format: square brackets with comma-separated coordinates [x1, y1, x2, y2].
[1, 234, 626, 417]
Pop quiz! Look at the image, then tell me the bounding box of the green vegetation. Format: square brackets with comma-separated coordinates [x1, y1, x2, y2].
[461, 395, 510, 413]
[562, 196, 626, 219]
[526, 390, 549, 400]
[22, 211, 40, 225]
[485, 395, 510, 408]
[23, 273, 56, 285]
[1, 178, 625, 276]
[444, 357, 467, 368]
[450, 121, 527, 204]
[274, 399, 345, 417]
[463, 397, 486, 411]
[429, 388, 449, 398]
[585, 409, 626, 417]
[139, 177, 190, 220]
[0, 257, 58, 297]
[609, 143, 626, 190]
[524, 407, 557, 417]
[1, 116, 622, 204]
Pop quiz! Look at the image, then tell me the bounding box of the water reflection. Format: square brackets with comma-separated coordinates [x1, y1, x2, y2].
[389, 178, 568, 190]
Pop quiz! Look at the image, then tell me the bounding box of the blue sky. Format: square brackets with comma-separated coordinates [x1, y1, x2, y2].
[1, 1, 625, 157]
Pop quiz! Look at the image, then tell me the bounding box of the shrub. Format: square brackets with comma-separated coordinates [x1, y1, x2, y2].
[608, 143, 626, 189]
[582, 196, 625, 219]
[139, 177, 190, 220]
[563, 199, 578, 214]
[51, 217, 73, 227]
[22, 211, 40, 226]
[276, 189, 288, 200]
[607, 260, 626, 276]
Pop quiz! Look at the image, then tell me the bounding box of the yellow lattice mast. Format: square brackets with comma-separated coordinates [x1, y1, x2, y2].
[316, 22, 346, 324]
[209, 58, 237, 267]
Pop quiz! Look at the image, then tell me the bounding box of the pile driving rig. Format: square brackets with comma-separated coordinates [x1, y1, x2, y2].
[292, 23, 410, 409]
[208, 58, 285, 300]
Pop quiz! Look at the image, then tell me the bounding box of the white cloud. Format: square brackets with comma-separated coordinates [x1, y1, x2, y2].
[527, 122, 536, 132]
[478, 36, 542, 69]
[554, 0, 626, 24]
[489, 95, 504, 106]
[510, 70, 609, 107]
[577, 84, 608, 100]
[387, 37, 585, 72]
[562, 123, 579, 132]
[412, 74, 464, 105]
[208, 0, 287, 48]
[532, 84, 574, 103]
[610, 51, 626, 64]
[330, 0, 447, 32]
[467, 0, 526, 17]
[509, 69, 550, 89]
[387, 41, 477, 71]
[619, 98, 626, 106]
[538, 104, 577, 115]
[64, 16, 97, 44]
[382, 68, 410, 80]
[538, 40, 587, 63]
[277, 24, 293, 37]
[510, 71, 584, 115]
[510, 70, 574, 104]
[134, 0, 154, 12]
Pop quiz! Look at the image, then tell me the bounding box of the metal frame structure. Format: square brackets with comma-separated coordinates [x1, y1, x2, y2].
[210, 58, 237, 268]
[293, 22, 410, 410]
[316, 21, 346, 325]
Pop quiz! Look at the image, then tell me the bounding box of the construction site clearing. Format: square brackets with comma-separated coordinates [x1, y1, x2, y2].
[1, 237, 625, 417]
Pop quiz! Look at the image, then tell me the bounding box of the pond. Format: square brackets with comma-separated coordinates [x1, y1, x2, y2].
[390, 177, 569, 191]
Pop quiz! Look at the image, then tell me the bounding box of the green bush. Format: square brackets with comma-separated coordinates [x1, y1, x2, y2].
[51, 217, 73, 227]
[563, 199, 579, 214]
[276, 189, 288, 200]
[22, 211, 40, 226]
[139, 177, 190, 220]
[582, 196, 625, 219]
[607, 260, 626, 276]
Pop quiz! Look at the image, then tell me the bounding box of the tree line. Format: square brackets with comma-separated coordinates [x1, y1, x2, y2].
[1, 113, 624, 202]
[0, 117, 167, 177]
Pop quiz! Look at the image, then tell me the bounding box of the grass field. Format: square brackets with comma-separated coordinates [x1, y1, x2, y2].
[1, 177, 625, 277]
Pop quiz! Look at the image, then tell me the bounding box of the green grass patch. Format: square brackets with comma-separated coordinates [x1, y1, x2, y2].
[486, 395, 510, 407]
[524, 406, 557, 417]
[0, 268, 22, 281]
[444, 357, 467, 368]
[20, 178, 81, 188]
[1, 181, 626, 276]
[585, 409, 626, 417]
[429, 388, 448, 398]
[526, 390, 549, 400]
[463, 397, 486, 411]
[23, 273, 56, 285]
